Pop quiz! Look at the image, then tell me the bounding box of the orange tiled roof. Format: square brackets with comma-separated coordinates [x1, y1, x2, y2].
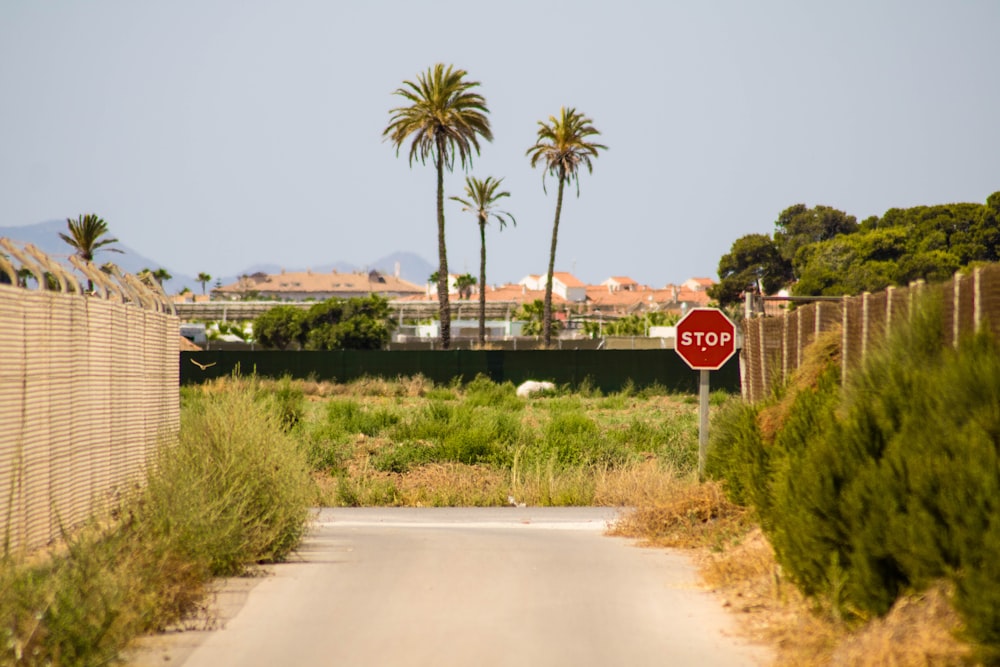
[552, 272, 585, 287]
[213, 269, 424, 299]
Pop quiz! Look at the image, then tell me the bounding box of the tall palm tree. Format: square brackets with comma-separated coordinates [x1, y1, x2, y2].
[197, 272, 212, 295]
[59, 213, 123, 291]
[451, 176, 515, 344]
[526, 107, 606, 347]
[383, 63, 492, 350]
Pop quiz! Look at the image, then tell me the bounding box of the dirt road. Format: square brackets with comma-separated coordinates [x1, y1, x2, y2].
[129, 507, 769, 666]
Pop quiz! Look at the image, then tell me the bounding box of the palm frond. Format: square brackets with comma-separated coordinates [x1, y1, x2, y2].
[61, 213, 122, 262]
[383, 63, 492, 171]
[450, 176, 516, 230]
[525, 106, 607, 196]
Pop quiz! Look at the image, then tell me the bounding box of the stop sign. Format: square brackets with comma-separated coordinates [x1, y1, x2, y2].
[675, 308, 737, 370]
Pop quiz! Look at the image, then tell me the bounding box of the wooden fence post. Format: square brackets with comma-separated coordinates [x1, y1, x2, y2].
[953, 271, 962, 348]
[782, 315, 789, 384]
[841, 295, 850, 386]
[974, 267, 982, 333]
[861, 292, 870, 361]
[886, 286, 895, 334]
[758, 316, 767, 397]
[796, 307, 804, 368]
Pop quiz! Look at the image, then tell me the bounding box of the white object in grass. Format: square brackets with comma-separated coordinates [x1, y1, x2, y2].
[516, 380, 555, 398]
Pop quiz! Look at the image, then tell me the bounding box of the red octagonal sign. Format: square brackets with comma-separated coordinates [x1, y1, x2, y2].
[675, 308, 737, 370]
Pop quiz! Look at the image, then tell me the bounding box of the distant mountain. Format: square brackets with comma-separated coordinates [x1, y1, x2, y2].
[0, 220, 435, 294]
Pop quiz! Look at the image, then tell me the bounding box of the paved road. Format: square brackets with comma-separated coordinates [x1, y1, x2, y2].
[129, 507, 769, 667]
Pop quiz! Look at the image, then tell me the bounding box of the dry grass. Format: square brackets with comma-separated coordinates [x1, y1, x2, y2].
[614, 476, 977, 666]
[250, 374, 436, 398]
[827, 583, 972, 667]
[608, 479, 751, 549]
[757, 328, 841, 442]
[591, 459, 691, 506]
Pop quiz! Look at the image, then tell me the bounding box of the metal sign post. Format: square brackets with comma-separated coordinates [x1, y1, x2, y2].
[698, 369, 710, 481]
[674, 308, 738, 481]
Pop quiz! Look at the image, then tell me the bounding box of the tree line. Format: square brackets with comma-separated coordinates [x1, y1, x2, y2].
[709, 192, 1000, 307]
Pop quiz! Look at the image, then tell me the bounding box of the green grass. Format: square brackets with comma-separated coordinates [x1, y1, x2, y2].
[298, 375, 720, 506]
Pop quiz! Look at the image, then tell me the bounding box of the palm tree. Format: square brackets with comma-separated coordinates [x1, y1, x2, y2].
[526, 107, 606, 347]
[59, 213, 123, 291]
[450, 176, 515, 344]
[383, 63, 492, 350]
[151, 268, 172, 287]
[454, 273, 476, 300]
[197, 272, 212, 295]
[138, 267, 171, 288]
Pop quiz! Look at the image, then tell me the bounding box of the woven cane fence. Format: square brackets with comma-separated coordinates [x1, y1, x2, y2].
[0, 240, 178, 554]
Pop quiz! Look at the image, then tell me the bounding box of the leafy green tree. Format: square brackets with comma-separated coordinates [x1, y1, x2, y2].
[454, 273, 476, 300]
[792, 226, 961, 296]
[773, 204, 858, 267]
[59, 213, 123, 290]
[197, 272, 212, 295]
[384, 63, 492, 350]
[451, 175, 516, 344]
[254, 305, 306, 350]
[866, 201, 1000, 266]
[526, 107, 606, 348]
[709, 234, 793, 307]
[301, 295, 394, 350]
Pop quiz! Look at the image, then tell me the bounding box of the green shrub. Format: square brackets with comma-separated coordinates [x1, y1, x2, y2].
[140, 381, 314, 575]
[424, 387, 457, 401]
[0, 529, 142, 666]
[606, 415, 696, 472]
[371, 442, 436, 473]
[380, 400, 521, 470]
[324, 398, 401, 437]
[765, 371, 867, 613]
[531, 411, 632, 469]
[262, 376, 305, 431]
[462, 374, 523, 411]
[0, 377, 315, 666]
[435, 407, 520, 467]
[306, 396, 401, 470]
[704, 396, 766, 508]
[723, 292, 1000, 651]
[841, 326, 1000, 642]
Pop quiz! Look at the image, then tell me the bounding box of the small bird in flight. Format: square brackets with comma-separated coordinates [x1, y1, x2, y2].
[190, 359, 217, 370]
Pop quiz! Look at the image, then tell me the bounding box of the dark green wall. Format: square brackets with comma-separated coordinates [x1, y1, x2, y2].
[180, 350, 741, 394]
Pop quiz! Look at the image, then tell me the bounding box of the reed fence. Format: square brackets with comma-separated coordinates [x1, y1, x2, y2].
[741, 264, 1000, 402]
[0, 240, 179, 554]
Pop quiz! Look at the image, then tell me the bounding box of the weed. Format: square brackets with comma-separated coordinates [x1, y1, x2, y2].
[0, 376, 314, 665]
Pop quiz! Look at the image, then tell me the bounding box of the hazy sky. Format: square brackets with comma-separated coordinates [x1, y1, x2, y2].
[1, 1, 997, 288]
